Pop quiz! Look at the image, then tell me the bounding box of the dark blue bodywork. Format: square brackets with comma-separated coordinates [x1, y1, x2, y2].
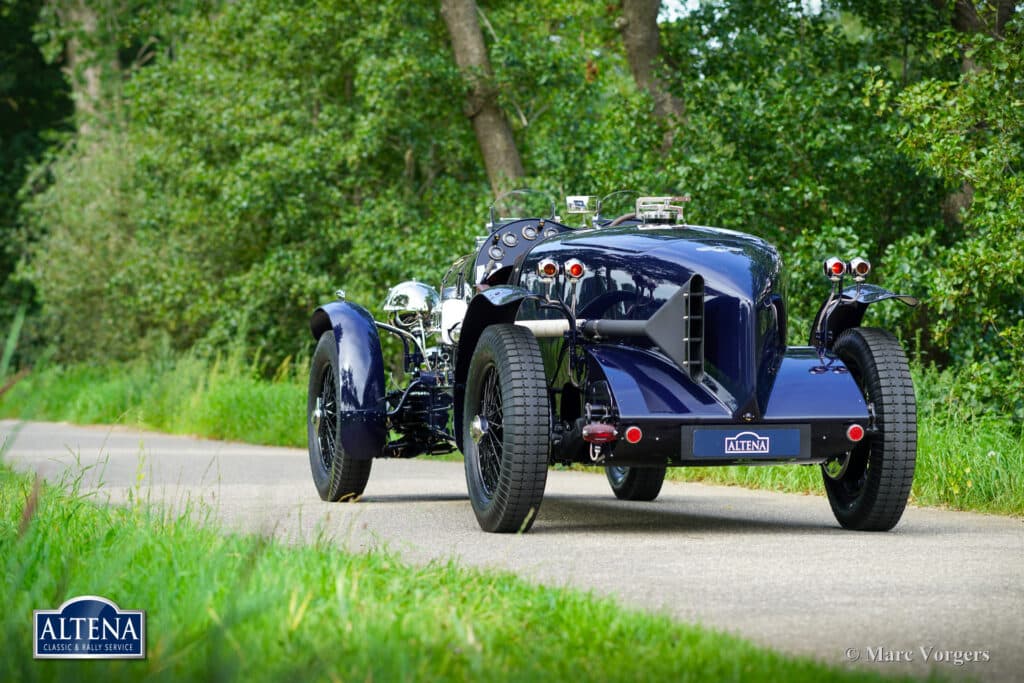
[312, 214, 912, 467]
[517, 225, 787, 420]
[493, 223, 874, 465]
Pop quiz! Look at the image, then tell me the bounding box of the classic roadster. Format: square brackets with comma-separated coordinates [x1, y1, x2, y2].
[307, 191, 919, 533]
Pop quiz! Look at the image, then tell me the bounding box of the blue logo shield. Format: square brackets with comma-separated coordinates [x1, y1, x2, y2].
[34, 596, 146, 659]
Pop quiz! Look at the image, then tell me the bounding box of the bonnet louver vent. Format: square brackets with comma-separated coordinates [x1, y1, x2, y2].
[645, 274, 704, 382]
[682, 274, 704, 380]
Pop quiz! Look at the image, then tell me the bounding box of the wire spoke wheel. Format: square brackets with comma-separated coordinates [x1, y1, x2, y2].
[463, 324, 550, 533]
[317, 365, 338, 471]
[476, 365, 505, 496]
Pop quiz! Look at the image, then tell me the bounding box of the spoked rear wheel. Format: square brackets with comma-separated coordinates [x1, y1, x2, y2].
[307, 331, 372, 501]
[606, 466, 666, 501]
[463, 325, 549, 533]
[823, 327, 916, 531]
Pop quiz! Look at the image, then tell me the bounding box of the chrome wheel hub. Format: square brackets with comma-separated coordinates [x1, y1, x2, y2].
[312, 398, 323, 432]
[470, 414, 489, 443]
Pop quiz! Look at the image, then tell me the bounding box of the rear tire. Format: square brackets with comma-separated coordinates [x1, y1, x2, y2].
[823, 327, 916, 531]
[308, 331, 373, 502]
[606, 466, 666, 501]
[463, 324, 549, 533]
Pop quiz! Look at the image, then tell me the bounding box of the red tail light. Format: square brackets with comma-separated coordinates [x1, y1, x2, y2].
[824, 257, 846, 279]
[623, 426, 643, 444]
[846, 424, 865, 442]
[849, 257, 871, 277]
[565, 259, 585, 280]
[537, 259, 559, 278]
[582, 422, 617, 444]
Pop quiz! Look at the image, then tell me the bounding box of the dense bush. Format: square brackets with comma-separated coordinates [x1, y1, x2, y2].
[896, 23, 1024, 418]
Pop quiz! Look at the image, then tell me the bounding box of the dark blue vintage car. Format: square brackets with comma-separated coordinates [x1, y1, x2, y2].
[307, 191, 919, 533]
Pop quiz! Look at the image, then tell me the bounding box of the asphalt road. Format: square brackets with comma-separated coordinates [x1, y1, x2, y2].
[3, 419, 1022, 681]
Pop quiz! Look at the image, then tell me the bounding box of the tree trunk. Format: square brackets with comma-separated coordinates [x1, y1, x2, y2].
[440, 0, 524, 197]
[52, 0, 118, 137]
[944, 0, 1016, 36]
[617, 0, 684, 123]
[931, 0, 1018, 55]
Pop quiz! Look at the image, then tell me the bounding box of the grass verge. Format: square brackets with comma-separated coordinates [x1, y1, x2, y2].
[0, 464, 924, 683]
[0, 355, 305, 447]
[1, 357, 1021, 516]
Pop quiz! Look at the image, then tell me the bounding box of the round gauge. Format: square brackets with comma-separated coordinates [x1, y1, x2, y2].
[543, 227, 559, 238]
[488, 246, 504, 261]
[501, 232, 519, 247]
[521, 225, 538, 240]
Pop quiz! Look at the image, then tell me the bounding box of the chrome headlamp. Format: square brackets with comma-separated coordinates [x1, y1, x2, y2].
[383, 281, 440, 329]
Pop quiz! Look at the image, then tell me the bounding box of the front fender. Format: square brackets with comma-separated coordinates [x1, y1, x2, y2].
[809, 284, 919, 350]
[310, 300, 386, 460]
[453, 285, 537, 451]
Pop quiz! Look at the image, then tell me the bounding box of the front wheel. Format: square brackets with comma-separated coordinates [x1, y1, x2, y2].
[822, 327, 916, 531]
[308, 331, 373, 502]
[463, 324, 550, 533]
[606, 466, 666, 501]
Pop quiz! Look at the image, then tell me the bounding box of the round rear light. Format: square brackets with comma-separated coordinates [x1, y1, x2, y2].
[565, 259, 585, 280]
[537, 259, 558, 278]
[846, 424, 865, 442]
[824, 257, 846, 279]
[850, 257, 871, 277]
[624, 426, 643, 444]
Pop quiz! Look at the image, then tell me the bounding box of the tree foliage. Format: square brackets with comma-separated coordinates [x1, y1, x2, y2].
[5, 0, 1022, 415]
[896, 17, 1024, 416]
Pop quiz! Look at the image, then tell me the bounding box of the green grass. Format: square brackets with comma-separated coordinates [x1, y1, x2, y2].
[0, 355, 305, 447]
[0, 463, 932, 683]
[1, 357, 1021, 516]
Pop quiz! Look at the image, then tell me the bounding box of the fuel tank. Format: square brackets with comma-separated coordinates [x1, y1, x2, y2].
[515, 224, 787, 418]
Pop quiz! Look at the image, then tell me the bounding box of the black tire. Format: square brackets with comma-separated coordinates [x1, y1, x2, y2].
[823, 327, 916, 531]
[605, 466, 666, 501]
[308, 331, 372, 502]
[463, 324, 549, 533]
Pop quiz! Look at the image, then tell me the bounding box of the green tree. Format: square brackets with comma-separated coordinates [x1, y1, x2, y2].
[13, 0, 1020, 423]
[896, 9, 1023, 416]
[650, 1, 950, 339]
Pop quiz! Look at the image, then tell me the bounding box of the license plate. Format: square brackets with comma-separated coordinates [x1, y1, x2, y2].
[683, 425, 810, 459]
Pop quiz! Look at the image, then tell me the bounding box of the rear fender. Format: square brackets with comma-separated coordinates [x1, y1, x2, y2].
[583, 345, 731, 421]
[810, 284, 919, 351]
[762, 348, 869, 421]
[310, 301, 386, 460]
[584, 344, 869, 420]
